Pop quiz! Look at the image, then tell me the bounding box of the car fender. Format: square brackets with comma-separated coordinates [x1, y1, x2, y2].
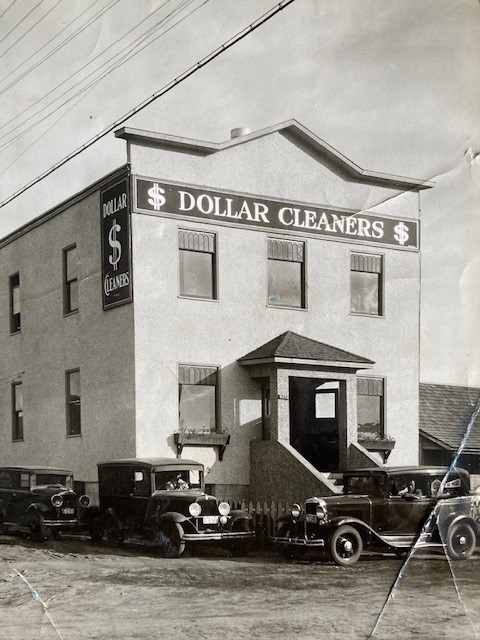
[229, 510, 252, 524]
[157, 511, 189, 525]
[80, 505, 102, 524]
[26, 502, 49, 515]
[325, 516, 375, 541]
[436, 513, 479, 539]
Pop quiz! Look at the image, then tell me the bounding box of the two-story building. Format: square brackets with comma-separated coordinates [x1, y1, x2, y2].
[0, 120, 433, 502]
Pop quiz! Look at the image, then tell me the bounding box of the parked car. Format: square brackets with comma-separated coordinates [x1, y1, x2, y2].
[86, 458, 254, 557]
[270, 466, 480, 566]
[0, 465, 91, 541]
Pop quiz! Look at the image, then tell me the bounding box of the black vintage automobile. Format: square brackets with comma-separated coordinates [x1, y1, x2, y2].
[0, 465, 91, 541]
[271, 466, 480, 566]
[87, 458, 254, 556]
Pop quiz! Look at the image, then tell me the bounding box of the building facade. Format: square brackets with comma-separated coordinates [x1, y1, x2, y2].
[0, 120, 433, 502]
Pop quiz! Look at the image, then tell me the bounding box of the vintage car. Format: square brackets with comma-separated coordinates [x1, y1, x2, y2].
[271, 466, 480, 566]
[86, 458, 254, 556]
[0, 465, 91, 541]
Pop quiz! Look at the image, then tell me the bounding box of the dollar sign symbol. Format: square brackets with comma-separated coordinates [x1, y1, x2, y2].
[394, 222, 409, 245]
[147, 183, 166, 210]
[108, 219, 122, 271]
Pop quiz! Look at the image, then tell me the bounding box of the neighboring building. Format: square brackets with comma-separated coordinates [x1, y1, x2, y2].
[0, 120, 433, 503]
[420, 383, 480, 483]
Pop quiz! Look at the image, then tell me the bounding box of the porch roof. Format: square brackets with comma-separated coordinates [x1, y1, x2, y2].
[420, 383, 480, 454]
[238, 331, 374, 369]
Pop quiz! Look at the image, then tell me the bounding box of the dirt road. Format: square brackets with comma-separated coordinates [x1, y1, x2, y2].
[0, 536, 478, 640]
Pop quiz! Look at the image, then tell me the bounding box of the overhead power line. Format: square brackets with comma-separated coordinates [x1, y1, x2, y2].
[0, 0, 63, 59]
[0, 0, 296, 210]
[0, 0, 44, 46]
[0, 0, 19, 21]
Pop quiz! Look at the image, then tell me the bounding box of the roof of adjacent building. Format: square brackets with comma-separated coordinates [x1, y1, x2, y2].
[115, 119, 434, 191]
[239, 330, 374, 368]
[420, 383, 480, 453]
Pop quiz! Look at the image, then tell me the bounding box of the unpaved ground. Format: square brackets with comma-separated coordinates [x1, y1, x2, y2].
[0, 536, 478, 640]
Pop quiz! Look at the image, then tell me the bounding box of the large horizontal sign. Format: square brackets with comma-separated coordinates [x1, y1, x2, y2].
[100, 178, 133, 310]
[135, 178, 419, 250]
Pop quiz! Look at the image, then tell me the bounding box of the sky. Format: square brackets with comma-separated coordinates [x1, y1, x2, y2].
[0, 0, 479, 386]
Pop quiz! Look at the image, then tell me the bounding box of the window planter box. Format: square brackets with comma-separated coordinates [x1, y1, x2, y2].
[174, 432, 230, 460]
[358, 438, 396, 461]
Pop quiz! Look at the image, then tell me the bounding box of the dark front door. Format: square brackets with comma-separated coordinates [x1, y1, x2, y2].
[289, 377, 339, 471]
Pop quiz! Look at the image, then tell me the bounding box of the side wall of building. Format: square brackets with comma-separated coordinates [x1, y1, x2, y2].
[0, 183, 136, 491]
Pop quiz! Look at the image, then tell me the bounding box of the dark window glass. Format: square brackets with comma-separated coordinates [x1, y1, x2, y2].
[357, 378, 384, 439]
[178, 365, 218, 433]
[268, 239, 305, 308]
[66, 369, 81, 436]
[12, 382, 23, 441]
[9, 273, 20, 333]
[179, 230, 216, 299]
[64, 246, 78, 314]
[350, 253, 382, 316]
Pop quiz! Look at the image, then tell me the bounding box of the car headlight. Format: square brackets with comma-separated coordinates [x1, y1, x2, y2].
[189, 502, 202, 517]
[51, 494, 63, 507]
[316, 505, 326, 519]
[291, 503, 301, 518]
[79, 495, 91, 508]
[218, 502, 230, 516]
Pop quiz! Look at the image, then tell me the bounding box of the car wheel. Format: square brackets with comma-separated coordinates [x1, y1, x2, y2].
[328, 525, 363, 567]
[229, 520, 252, 557]
[156, 521, 185, 558]
[29, 513, 47, 542]
[89, 517, 105, 543]
[278, 524, 306, 560]
[446, 521, 477, 560]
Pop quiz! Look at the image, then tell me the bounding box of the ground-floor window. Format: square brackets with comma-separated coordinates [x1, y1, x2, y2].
[12, 382, 23, 441]
[357, 377, 384, 439]
[178, 365, 218, 433]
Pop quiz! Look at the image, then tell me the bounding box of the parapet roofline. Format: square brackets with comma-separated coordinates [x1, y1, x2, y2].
[115, 119, 435, 191]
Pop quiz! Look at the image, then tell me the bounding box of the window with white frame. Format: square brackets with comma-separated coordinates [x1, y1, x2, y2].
[350, 253, 383, 316]
[178, 365, 218, 433]
[178, 230, 216, 299]
[357, 377, 384, 440]
[267, 238, 305, 308]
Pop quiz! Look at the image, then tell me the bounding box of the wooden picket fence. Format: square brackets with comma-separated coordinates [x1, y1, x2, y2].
[229, 500, 292, 547]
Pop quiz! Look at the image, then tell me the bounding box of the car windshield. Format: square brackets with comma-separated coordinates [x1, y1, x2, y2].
[34, 473, 72, 488]
[154, 469, 202, 491]
[345, 475, 381, 495]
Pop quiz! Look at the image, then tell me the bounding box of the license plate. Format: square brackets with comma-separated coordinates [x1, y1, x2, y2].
[203, 516, 219, 525]
[62, 507, 75, 515]
[306, 514, 317, 523]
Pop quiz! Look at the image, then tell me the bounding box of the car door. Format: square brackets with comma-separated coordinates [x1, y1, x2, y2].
[383, 474, 434, 538]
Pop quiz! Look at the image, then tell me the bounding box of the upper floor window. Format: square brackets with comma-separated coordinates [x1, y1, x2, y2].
[267, 238, 305, 308]
[9, 273, 20, 333]
[357, 377, 384, 440]
[63, 245, 78, 314]
[12, 382, 23, 441]
[66, 369, 81, 436]
[178, 365, 218, 433]
[350, 253, 383, 316]
[179, 230, 216, 299]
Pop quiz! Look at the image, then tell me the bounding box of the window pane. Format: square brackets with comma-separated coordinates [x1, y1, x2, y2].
[357, 395, 381, 439]
[68, 370, 81, 397]
[14, 384, 23, 411]
[351, 271, 380, 315]
[268, 260, 302, 307]
[179, 250, 214, 298]
[69, 404, 81, 435]
[68, 280, 79, 312]
[65, 247, 77, 280]
[179, 384, 216, 432]
[12, 285, 20, 315]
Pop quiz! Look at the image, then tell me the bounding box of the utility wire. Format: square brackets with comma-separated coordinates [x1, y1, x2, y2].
[0, 0, 197, 151]
[0, 0, 200, 157]
[0, 0, 44, 46]
[0, 0, 63, 58]
[0, 0, 119, 92]
[0, 0, 179, 135]
[0, 0, 296, 210]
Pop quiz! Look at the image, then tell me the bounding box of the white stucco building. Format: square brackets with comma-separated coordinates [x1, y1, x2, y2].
[0, 120, 433, 502]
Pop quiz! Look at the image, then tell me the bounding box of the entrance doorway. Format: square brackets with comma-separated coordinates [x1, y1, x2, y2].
[289, 377, 340, 471]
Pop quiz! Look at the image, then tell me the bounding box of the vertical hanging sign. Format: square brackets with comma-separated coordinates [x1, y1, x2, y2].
[100, 178, 133, 310]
